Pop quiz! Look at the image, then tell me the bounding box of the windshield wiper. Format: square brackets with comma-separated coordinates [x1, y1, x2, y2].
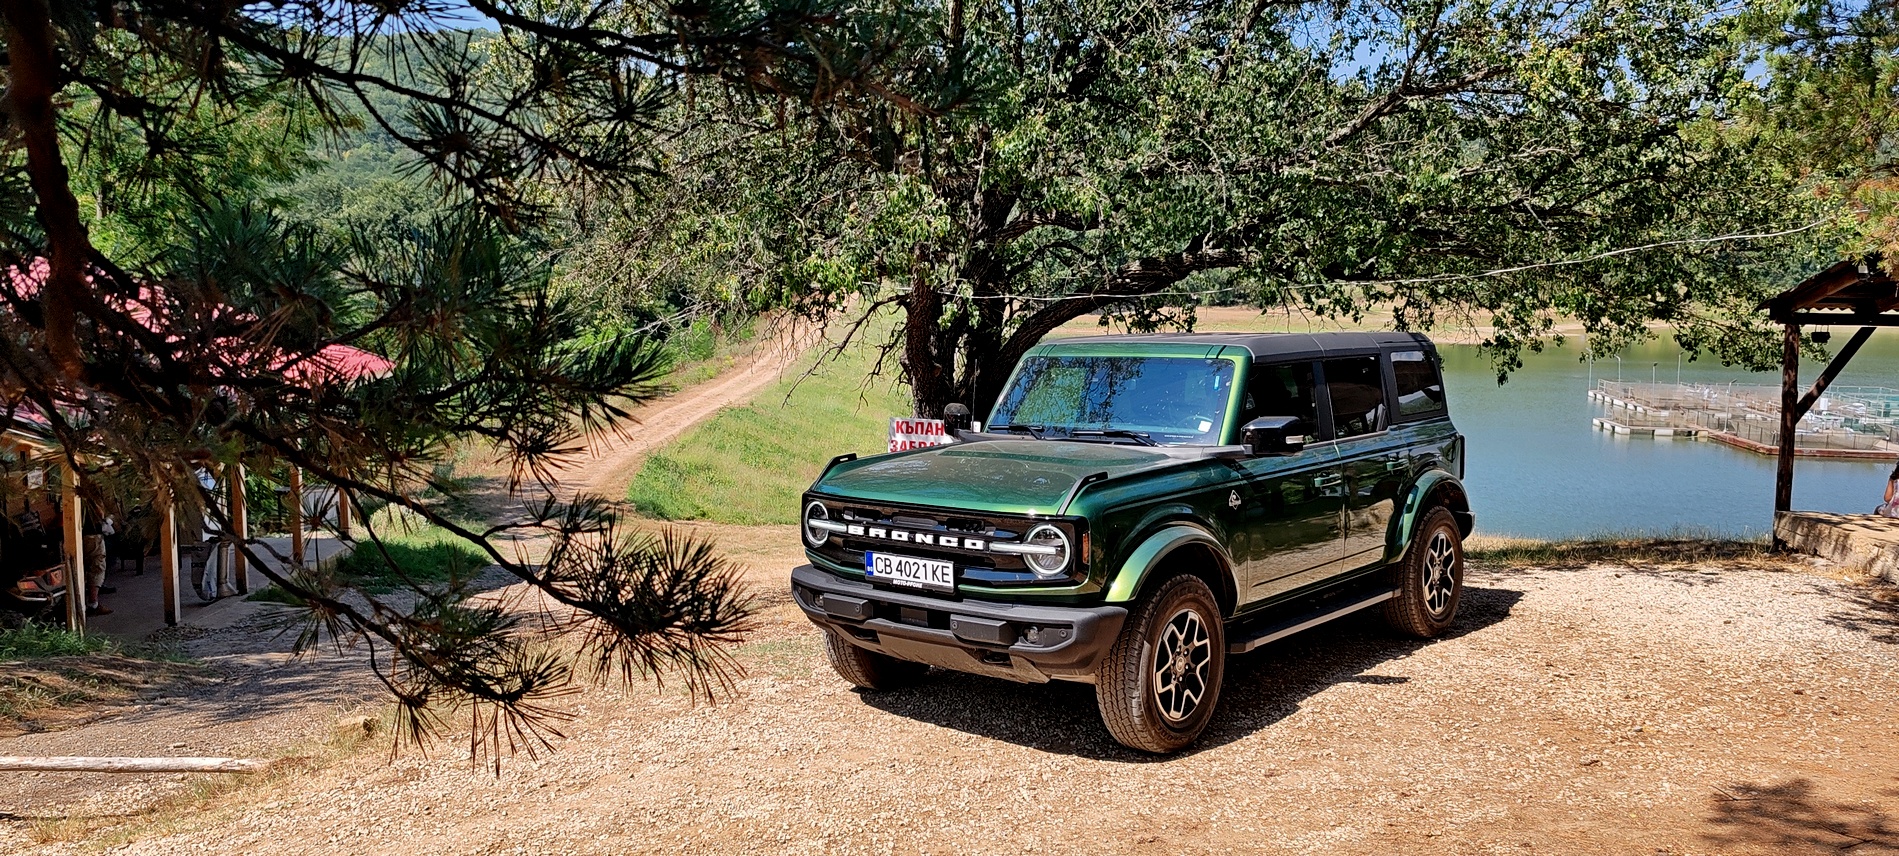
[1068, 429, 1158, 446]
[989, 423, 1047, 440]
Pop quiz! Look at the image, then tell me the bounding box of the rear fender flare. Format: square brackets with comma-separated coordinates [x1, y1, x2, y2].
[1385, 470, 1471, 563]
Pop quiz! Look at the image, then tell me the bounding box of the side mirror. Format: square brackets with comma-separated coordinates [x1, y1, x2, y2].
[943, 403, 973, 435]
[1241, 416, 1307, 456]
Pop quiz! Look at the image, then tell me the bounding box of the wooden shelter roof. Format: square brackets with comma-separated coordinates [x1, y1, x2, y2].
[1763, 257, 1899, 325]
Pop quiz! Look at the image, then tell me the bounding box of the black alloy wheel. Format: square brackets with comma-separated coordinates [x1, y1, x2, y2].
[1096, 574, 1226, 753]
[1384, 505, 1465, 638]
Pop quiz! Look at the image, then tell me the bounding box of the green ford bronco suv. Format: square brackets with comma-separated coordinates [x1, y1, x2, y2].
[790, 332, 1473, 752]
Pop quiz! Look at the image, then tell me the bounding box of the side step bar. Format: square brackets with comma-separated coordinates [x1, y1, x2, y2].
[1227, 589, 1398, 654]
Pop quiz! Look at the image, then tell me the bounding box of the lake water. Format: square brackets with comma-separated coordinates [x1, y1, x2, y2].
[1441, 336, 1899, 540]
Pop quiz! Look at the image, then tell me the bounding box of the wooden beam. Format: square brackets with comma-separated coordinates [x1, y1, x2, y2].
[288, 467, 304, 566]
[1765, 258, 1881, 320]
[1794, 327, 1876, 421]
[0, 756, 266, 773]
[335, 474, 351, 540]
[228, 464, 248, 595]
[159, 483, 181, 626]
[1775, 323, 1800, 526]
[61, 464, 83, 632]
[1779, 312, 1899, 327]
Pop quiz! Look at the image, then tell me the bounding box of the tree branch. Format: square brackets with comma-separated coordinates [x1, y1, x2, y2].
[993, 247, 1251, 375]
[1323, 64, 1507, 149]
[1, 0, 97, 379]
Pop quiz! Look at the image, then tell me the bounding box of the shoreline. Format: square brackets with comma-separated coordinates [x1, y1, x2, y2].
[1054, 305, 1670, 347]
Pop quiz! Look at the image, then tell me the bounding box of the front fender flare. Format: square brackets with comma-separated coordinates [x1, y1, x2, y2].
[1103, 523, 1236, 610]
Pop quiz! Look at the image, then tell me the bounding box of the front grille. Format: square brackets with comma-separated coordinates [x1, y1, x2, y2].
[805, 495, 1085, 587]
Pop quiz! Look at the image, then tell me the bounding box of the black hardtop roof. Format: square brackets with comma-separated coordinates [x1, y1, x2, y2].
[1046, 330, 1437, 360]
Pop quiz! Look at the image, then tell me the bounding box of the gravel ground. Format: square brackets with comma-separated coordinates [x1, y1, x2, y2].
[0, 607, 384, 842]
[7, 532, 1897, 856]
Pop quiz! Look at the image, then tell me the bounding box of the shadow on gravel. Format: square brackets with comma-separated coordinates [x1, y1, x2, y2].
[1821, 582, 1899, 645]
[1702, 779, 1899, 853]
[857, 585, 1523, 761]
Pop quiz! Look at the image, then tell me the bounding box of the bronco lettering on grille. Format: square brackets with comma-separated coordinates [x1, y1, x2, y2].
[849, 526, 994, 553]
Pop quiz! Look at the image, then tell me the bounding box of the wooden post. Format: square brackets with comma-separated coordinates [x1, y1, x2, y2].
[335, 471, 351, 540]
[159, 483, 181, 626]
[228, 464, 248, 595]
[288, 467, 304, 566]
[1794, 326, 1876, 421]
[1774, 323, 1800, 530]
[61, 464, 83, 633]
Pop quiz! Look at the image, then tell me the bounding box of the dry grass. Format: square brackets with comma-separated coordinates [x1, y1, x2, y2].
[1466, 533, 1787, 571]
[27, 706, 392, 848]
[0, 654, 207, 738]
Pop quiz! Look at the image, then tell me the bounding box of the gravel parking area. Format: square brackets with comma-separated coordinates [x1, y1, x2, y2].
[9, 531, 1899, 855]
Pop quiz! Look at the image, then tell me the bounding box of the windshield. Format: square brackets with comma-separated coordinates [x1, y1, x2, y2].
[989, 355, 1237, 445]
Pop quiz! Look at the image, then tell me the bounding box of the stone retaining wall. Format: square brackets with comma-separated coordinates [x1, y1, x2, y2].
[1774, 511, 1899, 583]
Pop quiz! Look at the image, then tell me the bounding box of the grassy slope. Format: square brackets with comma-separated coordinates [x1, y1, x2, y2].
[249, 506, 489, 605]
[329, 507, 489, 592]
[627, 334, 910, 525]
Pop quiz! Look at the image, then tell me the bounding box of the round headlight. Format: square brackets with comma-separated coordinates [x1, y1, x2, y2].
[803, 501, 832, 547]
[1023, 524, 1071, 577]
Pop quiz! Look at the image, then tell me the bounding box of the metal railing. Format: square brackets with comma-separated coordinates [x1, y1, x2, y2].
[1591, 380, 1899, 453]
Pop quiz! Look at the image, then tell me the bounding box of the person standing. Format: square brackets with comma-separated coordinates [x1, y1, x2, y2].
[82, 507, 112, 615]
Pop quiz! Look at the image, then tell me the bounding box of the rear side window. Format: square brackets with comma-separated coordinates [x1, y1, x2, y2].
[1323, 356, 1386, 439]
[1391, 350, 1446, 420]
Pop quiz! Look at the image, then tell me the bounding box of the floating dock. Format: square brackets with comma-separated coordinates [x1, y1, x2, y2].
[1590, 417, 1697, 438]
[1589, 381, 1899, 460]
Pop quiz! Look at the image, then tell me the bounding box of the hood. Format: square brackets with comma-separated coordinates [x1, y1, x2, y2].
[812, 439, 1176, 514]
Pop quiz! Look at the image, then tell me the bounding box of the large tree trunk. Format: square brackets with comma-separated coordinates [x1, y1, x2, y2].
[900, 266, 953, 419]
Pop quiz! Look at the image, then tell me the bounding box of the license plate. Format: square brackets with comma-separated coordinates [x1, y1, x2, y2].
[865, 552, 955, 592]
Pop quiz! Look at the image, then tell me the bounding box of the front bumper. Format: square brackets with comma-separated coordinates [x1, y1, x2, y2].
[791, 564, 1127, 684]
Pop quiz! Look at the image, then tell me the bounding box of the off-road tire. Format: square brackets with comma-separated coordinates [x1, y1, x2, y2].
[823, 632, 928, 690]
[1383, 505, 1464, 638]
[1095, 574, 1226, 754]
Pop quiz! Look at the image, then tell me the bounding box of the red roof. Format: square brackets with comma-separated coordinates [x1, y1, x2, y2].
[6, 257, 392, 382]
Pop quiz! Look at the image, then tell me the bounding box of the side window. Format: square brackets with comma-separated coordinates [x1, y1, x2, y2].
[1243, 361, 1319, 433]
[1391, 350, 1446, 420]
[1323, 356, 1386, 439]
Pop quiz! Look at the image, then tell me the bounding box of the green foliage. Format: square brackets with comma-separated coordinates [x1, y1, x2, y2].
[580, 0, 1839, 415]
[333, 508, 490, 593]
[629, 336, 909, 524]
[0, 0, 911, 761]
[249, 507, 489, 604]
[276, 32, 472, 240]
[252, 508, 486, 603]
[63, 42, 319, 268]
[1738, 1, 1899, 257]
[0, 623, 114, 660]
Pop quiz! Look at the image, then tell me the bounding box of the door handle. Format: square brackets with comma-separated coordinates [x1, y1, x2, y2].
[1383, 458, 1407, 472]
[1311, 473, 1343, 489]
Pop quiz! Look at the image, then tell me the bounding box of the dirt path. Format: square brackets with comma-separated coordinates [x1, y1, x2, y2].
[555, 322, 818, 504]
[15, 539, 1899, 855]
